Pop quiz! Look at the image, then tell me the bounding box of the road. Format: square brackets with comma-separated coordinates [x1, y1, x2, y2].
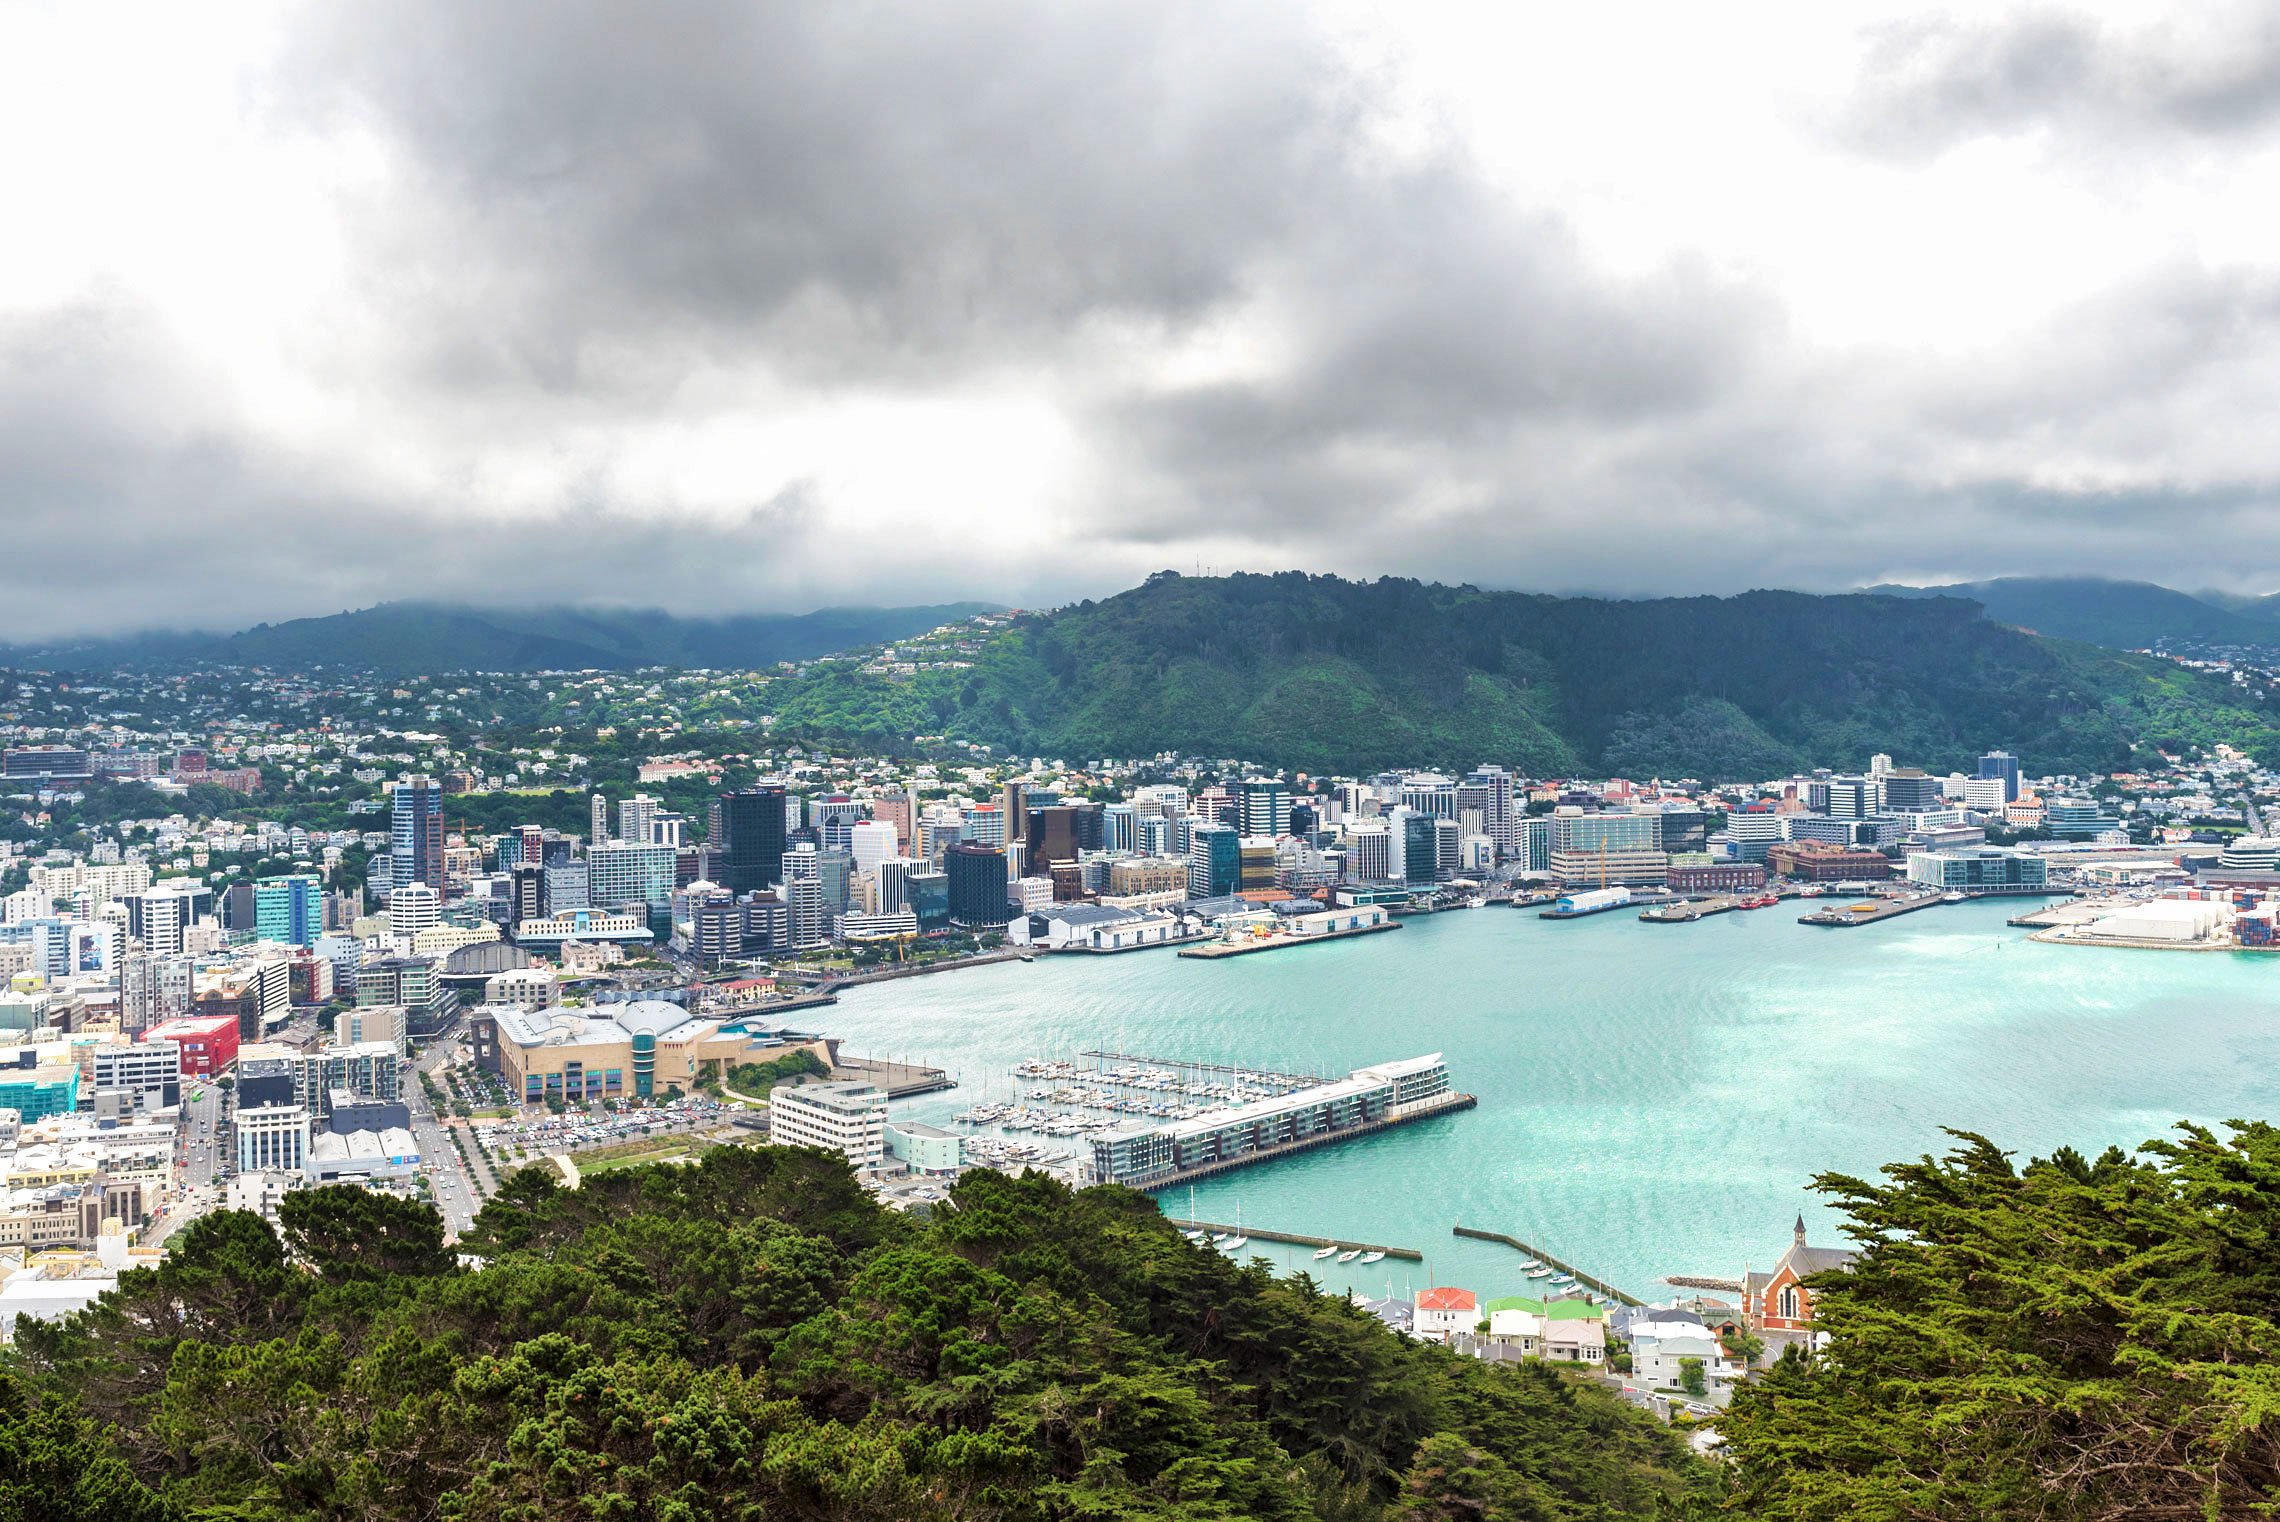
[404, 1015, 484, 1239]
[181, 1082, 225, 1187]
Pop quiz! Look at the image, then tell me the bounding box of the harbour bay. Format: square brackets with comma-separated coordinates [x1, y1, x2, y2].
[812, 899, 2280, 1300]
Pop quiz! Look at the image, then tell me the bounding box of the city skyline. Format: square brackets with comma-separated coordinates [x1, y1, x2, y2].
[6, 2, 2280, 635]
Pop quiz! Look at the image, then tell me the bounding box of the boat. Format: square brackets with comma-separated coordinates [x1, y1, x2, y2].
[1526, 1265, 1554, 1279]
[1220, 1204, 1248, 1254]
[1211, 1232, 1233, 1244]
[1549, 1274, 1577, 1287]
[1337, 1249, 1361, 1263]
[1184, 1230, 1208, 1243]
[1517, 1258, 1543, 1270]
[1312, 1245, 1339, 1260]
[1358, 1250, 1386, 1264]
[1943, 890, 1966, 903]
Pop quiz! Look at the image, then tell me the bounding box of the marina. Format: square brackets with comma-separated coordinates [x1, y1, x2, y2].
[1453, 1225, 1642, 1307]
[1176, 1218, 1421, 1261]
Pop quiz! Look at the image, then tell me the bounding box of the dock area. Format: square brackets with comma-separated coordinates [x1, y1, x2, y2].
[832, 1056, 956, 1097]
[1175, 1219, 1422, 1261]
[1133, 1091, 1479, 1190]
[1453, 1225, 1642, 1307]
[2008, 897, 2100, 929]
[1797, 891, 1944, 927]
[1177, 920, 1402, 959]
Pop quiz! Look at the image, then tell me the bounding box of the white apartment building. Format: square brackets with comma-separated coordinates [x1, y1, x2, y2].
[766, 1081, 887, 1170]
[388, 883, 440, 938]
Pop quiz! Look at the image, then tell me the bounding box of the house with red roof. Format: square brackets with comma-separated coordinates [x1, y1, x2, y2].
[1414, 1286, 1477, 1343]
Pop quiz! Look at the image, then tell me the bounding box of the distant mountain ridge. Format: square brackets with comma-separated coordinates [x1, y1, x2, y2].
[758, 570, 2280, 776]
[1866, 576, 2280, 651]
[0, 601, 1005, 674]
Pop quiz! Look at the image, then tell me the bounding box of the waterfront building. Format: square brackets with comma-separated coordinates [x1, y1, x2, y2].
[1457, 766, 1519, 858]
[1881, 768, 1944, 812]
[768, 1080, 888, 1170]
[1667, 862, 1766, 893]
[1089, 1054, 1455, 1188]
[1108, 856, 1190, 898]
[1415, 1287, 1477, 1344]
[1903, 847, 2050, 892]
[1549, 808, 1667, 887]
[1766, 842, 1894, 881]
[1723, 808, 1782, 864]
[906, 869, 951, 932]
[885, 1120, 963, 1174]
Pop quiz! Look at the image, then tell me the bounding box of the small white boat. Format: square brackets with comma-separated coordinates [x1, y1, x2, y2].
[1549, 1274, 1577, 1288]
[1211, 1232, 1233, 1244]
[1526, 1266, 1554, 1279]
[1358, 1250, 1385, 1264]
[1312, 1245, 1339, 1260]
[1337, 1249, 1361, 1263]
[1184, 1230, 1208, 1243]
[1518, 1258, 1543, 1271]
[1221, 1235, 1249, 1252]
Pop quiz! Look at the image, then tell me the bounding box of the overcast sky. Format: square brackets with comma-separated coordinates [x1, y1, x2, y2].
[5, 1, 2280, 636]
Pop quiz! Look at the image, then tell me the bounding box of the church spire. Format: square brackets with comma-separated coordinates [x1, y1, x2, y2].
[1794, 1212, 1807, 1247]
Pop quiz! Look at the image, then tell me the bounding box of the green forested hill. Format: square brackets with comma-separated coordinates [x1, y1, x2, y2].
[767, 571, 2280, 777]
[7, 1151, 1706, 1520]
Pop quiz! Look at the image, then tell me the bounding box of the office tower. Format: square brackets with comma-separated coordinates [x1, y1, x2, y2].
[905, 869, 950, 931]
[1976, 750, 2022, 804]
[390, 777, 445, 892]
[1656, 807, 1709, 856]
[544, 860, 590, 912]
[871, 794, 913, 850]
[1516, 816, 1552, 873]
[1724, 808, 1782, 863]
[876, 857, 916, 914]
[1547, 807, 1666, 885]
[1433, 816, 1461, 878]
[946, 843, 1011, 926]
[815, 849, 854, 914]
[1137, 815, 1170, 857]
[1457, 765, 1518, 858]
[1825, 776, 1873, 820]
[960, 804, 1007, 847]
[716, 784, 788, 895]
[1025, 805, 1085, 868]
[588, 842, 679, 909]
[590, 792, 610, 845]
[850, 820, 899, 879]
[1400, 774, 1458, 819]
[510, 865, 548, 926]
[1236, 778, 1290, 838]
[252, 874, 322, 948]
[1881, 768, 1943, 812]
[999, 781, 1029, 845]
[1101, 802, 1139, 854]
[813, 796, 862, 852]
[123, 888, 194, 955]
[1346, 819, 1393, 881]
[617, 794, 661, 845]
[388, 883, 440, 939]
[1869, 753, 1893, 780]
[1186, 823, 1240, 898]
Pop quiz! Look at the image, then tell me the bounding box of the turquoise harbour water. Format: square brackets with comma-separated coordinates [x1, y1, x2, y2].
[812, 900, 2280, 1303]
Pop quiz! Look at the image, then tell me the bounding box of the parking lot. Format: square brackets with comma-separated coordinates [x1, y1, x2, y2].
[474, 1095, 734, 1161]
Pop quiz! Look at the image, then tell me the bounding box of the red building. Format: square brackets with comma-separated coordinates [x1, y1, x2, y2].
[1741, 1215, 1858, 1353]
[1667, 863, 1766, 893]
[144, 1013, 241, 1075]
[1765, 842, 1894, 881]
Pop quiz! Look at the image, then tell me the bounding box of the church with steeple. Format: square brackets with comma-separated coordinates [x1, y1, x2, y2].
[1740, 1214, 1858, 1354]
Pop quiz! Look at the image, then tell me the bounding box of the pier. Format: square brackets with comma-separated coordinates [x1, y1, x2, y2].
[1131, 1091, 1479, 1190]
[1453, 1225, 1643, 1307]
[1174, 1219, 1422, 1260]
[1796, 891, 1944, 927]
[831, 1056, 956, 1098]
[1072, 1050, 1330, 1089]
[1177, 920, 1402, 958]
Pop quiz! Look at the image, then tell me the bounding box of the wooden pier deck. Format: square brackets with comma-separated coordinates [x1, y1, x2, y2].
[1132, 1093, 1478, 1190]
[1452, 1225, 1643, 1307]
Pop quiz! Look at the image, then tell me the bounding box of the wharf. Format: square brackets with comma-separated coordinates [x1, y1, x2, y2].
[1134, 1093, 1478, 1191]
[1640, 896, 1738, 922]
[1175, 1219, 1422, 1261]
[832, 1056, 956, 1098]
[1178, 921, 1402, 959]
[2008, 897, 2099, 929]
[1453, 1225, 1642, 1307]
[1797, 892, 1943, 927]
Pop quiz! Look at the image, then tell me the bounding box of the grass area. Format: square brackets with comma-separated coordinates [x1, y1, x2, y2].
[577, 1137, 706, 1174]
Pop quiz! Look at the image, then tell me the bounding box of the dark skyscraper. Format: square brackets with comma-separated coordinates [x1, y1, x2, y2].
[1976, 751, 2022, 804]
[718, 784, 787, 894]
[947, 843, 1011, 926]
[390, 777, 445, 892]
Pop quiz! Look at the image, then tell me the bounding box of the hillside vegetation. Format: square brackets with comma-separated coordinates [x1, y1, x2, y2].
[767, 571, 2280, 777]
[5, 1150, 1707, 1521]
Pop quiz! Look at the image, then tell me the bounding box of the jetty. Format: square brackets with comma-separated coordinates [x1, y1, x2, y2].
[1131, 1092, 1479, 1189]
[1178, 920, 1400, 958]
[1797, 891, 1944, 927]
[1453, 1225, 1643, 1307]
[831, 1056, 955, 1098]
[1176, 1219, 1422, 1261]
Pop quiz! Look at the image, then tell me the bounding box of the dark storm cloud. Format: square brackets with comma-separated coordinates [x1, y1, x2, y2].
[1845, 7, 2280, 158]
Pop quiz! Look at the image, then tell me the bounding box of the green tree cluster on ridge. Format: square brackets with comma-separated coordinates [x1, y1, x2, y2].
[3, 1149, 1703, 1520]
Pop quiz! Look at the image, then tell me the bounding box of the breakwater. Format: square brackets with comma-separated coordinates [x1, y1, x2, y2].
[1175, 1219, 1422, 1260]
[1452, 1225, 1642, 1307]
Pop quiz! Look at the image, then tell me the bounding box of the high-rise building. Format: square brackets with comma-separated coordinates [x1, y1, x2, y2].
[388, 883, 440, 939]
[1186, 823, 1240, 899]
[813, 796, 862, 852]
[1346, 819, 1392, 882]
[617, 794, 662, 847]
[946, 843, 1011, 926]
[960, 804, 1008, 848]
[389, 778, 444, 893]
[588, 842, 679, 909]
[850, 820, 900, 880]
[1881, 769, 1944, 813]
[716, 785, 788, 895]
[1025, 806, 1087, 868]
[252, 874, 322, 949]
[1548, 808, 1667, 886]
[1457, 766, 1519, 858]
[1976, 751, 2022, 804]
[1825, 776, 1873, 820]
[1101, 802, 1139, 855]
[590, 792, 610, 846]
[1236, 778, 1291, 839]
[509, 865, 549, 926]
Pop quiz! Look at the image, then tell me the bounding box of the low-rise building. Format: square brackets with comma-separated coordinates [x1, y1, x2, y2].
[1415, 1286, 1477, 1343]
[884, 1120, 962, 1173]
[767, 1080, 887, 1170]
[1766, 842, 1894, 882]
[1903, 847, 2050, 893]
